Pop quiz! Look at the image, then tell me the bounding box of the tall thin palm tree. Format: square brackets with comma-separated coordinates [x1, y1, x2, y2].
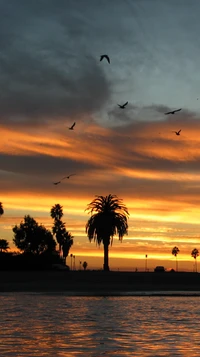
[172, 246, 180, 271]
[50, 204, 64, 253]
[85, 194, 129, 271]
[62, 232, 73, 261]
[191, 248, 199, 272]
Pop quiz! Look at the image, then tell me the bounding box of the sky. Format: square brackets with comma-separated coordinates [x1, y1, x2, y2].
[1, 0, 200, 271]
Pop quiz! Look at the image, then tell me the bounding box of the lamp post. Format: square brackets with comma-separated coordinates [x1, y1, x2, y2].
[70, 253, 73, 270]
[73, 255, 76, 270]
[145, 254, 148, 272]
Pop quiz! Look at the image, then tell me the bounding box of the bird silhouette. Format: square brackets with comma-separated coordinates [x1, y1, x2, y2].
[53, 174, 76, 185]
[61, 174, 76, 179]
[165, 108, 182, 115]
[118, 101, 128, 109]
[172, 129, 181, 136]
[53, 181, 61, 185]
[69, 122, 76, 130]
[100, 55, 110, 64]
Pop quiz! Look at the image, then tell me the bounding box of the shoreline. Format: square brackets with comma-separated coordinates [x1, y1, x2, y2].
[1, 270, 200, 294]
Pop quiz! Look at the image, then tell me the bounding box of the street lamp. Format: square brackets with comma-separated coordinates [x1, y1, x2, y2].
[145, 254, 148, 272]
[70, 253, 73, 270]
[73, 255, 76, 270]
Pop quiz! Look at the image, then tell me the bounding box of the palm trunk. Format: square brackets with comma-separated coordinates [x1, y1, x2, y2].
[59, 243, 62, 256]
[103, 242, 109, 271]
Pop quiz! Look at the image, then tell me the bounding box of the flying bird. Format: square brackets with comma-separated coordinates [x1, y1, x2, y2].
[53, 181, 61, 185]
[69, 122, 76, 130]
[100, 55, 110, 64]
[172, 129, 181, 136]
[61, 174, 76, 179]
[53, 174, 76, 185]
[118, 101, 128, 109]
[165, 108, 182, 115]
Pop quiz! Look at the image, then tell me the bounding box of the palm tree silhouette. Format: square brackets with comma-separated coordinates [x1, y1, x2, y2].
[85, 194, 129, 271]
[172, 246, 180, 271]
[62, 232, 73, 262]
[191, 248, 199, 272]
[50, 204, 63, 253]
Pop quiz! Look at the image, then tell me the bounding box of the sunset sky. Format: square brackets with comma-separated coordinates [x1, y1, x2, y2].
[1, 0, 200, 271]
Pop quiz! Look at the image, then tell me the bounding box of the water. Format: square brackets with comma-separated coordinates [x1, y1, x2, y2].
[1, 293, 200, 356]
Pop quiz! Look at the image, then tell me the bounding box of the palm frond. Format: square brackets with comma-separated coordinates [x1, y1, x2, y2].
[85, 194, 129, 247]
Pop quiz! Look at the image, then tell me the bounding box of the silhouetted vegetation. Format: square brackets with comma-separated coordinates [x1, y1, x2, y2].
[0, 239, 9, 252]
[0, 202, 4, 217]
[83, 261, 88, 270]
[172, 246, 180, 271]
[0, 250, 63, 271]
[191, 248, 199, 272]
[13, 215, 56, 254]
[50, 204, 73, 260]
[85, 194, 129, 271]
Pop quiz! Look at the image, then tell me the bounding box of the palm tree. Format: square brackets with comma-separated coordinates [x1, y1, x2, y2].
[0, 239, 9, 252]
[62, 232, 74, 261]
[51, 204, 67, 254]
[172, 246, 180, 271]
[50, 204, 63, 221]
[0, 203, 4, 217]
[191, 248, 199, 272]
[85, 194, 129, 271]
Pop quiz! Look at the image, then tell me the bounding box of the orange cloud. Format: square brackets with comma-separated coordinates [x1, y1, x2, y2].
[1, 112, 200, 270]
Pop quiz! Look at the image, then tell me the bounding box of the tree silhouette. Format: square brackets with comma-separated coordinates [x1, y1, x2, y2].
[50, 204, 73, 260]
[0, 239, 9, 252]
[82, 261, 88, 270]
[172, 246, 180, 271]
[191, 248, 199, 272]
[13, 215, 56, 254]
[62, 232, 74, 260]
[85, 194, 129, 271]
[0, 202, 4, 217]
[50, 204, 64, 253]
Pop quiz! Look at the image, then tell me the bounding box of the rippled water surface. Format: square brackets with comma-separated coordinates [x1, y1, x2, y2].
[1, 293, 200, 356]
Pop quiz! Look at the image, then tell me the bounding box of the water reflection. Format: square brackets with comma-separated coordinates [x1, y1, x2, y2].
[0, 294, 200, 356]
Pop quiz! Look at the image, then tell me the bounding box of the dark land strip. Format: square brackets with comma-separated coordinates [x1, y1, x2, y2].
[1, 271, 200, 295]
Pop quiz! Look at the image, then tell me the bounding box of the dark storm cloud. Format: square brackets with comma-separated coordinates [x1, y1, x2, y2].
[0, 0, 112, 124]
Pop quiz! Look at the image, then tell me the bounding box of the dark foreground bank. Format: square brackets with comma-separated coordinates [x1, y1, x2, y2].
[1, 270, 200, 294]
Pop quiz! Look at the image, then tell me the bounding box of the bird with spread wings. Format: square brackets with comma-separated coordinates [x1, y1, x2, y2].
[100, 54, 110, 63]
[165, 108, 182, 115]
[53, 174, 76, 185]
[69, 122, 76, 130]
[172, 129, 181, 136]
[118, 101, 128, 109]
